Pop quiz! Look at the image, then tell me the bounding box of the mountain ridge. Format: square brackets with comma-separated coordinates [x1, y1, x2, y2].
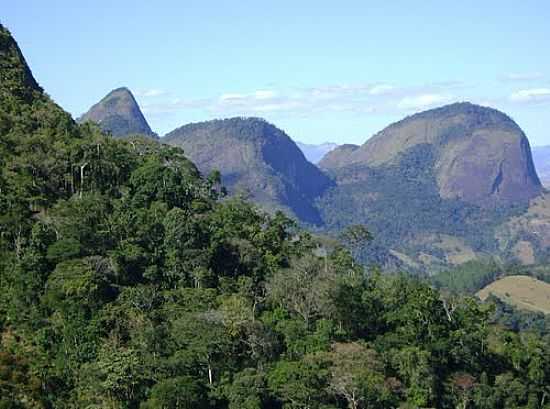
[79, 87, 158, 138]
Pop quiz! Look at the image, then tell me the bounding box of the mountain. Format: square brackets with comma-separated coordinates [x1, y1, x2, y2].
[317, 102, 547, 269]
[296, 141, 338, 164]
[0, 23, 42, 102]
[321, 103, 541, 206]
[532, 146, 550, 187]
[79, 87, 157, 138]
[163, 117, 333, 224]
[0, 23, 72, 127]
[5, 23, 550, 409]
[0, 22, 82, 211]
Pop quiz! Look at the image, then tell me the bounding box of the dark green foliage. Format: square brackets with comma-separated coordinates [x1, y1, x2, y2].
[432, 260, 501, 294]
[489, 295, 550, 336]
[1, 23, 550, 409]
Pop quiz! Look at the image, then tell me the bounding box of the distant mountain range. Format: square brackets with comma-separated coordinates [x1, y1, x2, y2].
[80, 88, 550, 269]
[295, 142, 338, 164]
[532, 146, 550, 187]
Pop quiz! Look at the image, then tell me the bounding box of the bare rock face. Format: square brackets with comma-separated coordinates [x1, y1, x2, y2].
[328, 102, 542, 206]
[316, 102, 545, 269]
[79, 87, 157, 138]
[163, 117, 333, 224]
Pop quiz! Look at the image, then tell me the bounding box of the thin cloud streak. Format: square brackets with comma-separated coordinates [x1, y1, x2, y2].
[397, 94, 454, 111]
[509, 88, 550, 104]
[140, 81, 472, 119]
[501, 72, 544, 82]
[135, 88, 168, 98]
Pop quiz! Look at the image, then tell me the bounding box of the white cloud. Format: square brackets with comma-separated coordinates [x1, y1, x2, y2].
[140, 82, 466, 119]
[219, 93, 246, 101]
[135, 88, 167, 98]
[397, 94, 453, 110]
[369, 84, 396, 95]
[502, 72, 544, 82]
[141, 98, 210, 115]
[254, 90, 277, 99]
[509, 88, 550, 103]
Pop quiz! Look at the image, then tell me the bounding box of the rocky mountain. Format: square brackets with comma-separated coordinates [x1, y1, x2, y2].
[321, 103, 541, 206]
[296, 141, 338, 164]
[532, 146, 550, 187]
[317, 102, 547, 269]
[79, 87, 157, 138]
[163, 117, 333, 224]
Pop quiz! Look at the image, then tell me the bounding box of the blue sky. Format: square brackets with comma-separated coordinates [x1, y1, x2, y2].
[3, 1, 550, 146]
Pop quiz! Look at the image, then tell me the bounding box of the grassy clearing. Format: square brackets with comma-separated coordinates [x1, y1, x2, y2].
[477, 275, 550, 314]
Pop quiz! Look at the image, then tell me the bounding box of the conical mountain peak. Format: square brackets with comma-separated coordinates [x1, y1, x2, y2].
[79, 87, 157, 138]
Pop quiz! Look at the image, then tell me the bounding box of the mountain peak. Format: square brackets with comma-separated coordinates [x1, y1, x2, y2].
[164, 117, 333, 224]
[78, 87, 157, 139]
[397, 101, 518, 129]
[0, 23, 43, 103]
[324, 102, 541, 206]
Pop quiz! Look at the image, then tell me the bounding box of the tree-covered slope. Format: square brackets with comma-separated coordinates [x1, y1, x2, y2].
[0, 23, 90, 213]
[79, 87, 158, 139]
[2, 23, 550, 409]
[164, 117, 333, 225]
[317, 103, 544, 269]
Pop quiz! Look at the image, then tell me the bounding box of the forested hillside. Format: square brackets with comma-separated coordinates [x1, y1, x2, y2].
[317, 103, 549, 270]
[164, 117, 333, 225]
[2, 23, 550, 409]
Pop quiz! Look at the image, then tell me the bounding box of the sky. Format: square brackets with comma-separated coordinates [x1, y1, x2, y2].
[3, 1, 550, 146]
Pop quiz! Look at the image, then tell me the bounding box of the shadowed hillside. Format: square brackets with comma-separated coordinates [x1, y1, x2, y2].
[164, 117, 333, 224]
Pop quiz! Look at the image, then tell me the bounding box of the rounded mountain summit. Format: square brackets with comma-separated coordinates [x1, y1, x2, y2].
[321, 102, 542, 206]
[164, 117, 333, 225]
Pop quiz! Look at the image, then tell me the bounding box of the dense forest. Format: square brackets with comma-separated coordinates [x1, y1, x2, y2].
[1, 24, 550, 409]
